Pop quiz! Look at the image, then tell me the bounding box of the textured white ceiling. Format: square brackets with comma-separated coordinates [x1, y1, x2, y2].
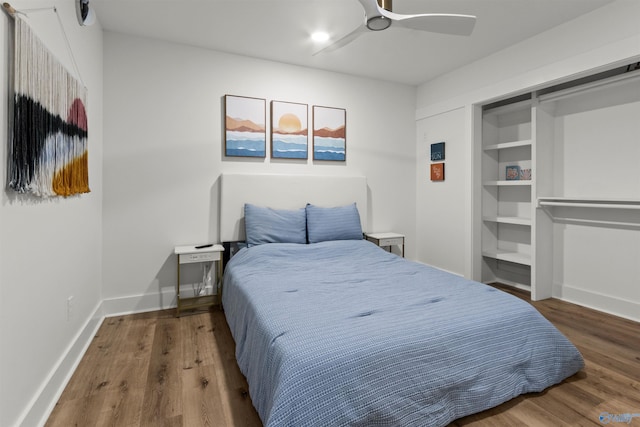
[91, 0, 615, 86]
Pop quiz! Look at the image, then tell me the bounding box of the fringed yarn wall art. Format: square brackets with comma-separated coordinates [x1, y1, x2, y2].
[7, 16, 89, 197]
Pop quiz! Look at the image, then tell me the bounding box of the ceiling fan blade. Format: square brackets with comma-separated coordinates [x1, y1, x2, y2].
[358, 0, 383, 19]
[380, 9, 477, 36]
[313, 24, 368, 56]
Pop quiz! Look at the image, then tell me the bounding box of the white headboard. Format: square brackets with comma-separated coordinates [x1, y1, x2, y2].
[220, 173, 368, 242]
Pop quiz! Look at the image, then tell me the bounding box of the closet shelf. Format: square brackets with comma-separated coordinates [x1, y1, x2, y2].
[484, 180, 532, 186]
[483, 99, 532, 116]
[483, 216, 531, 226]
[483, 139, 532, 151]
[537, 197, 640, 209]
[482, 250, 531, 266]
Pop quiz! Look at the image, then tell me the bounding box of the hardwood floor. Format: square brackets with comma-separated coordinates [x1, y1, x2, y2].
[45, 309, 262, 427]
[46, 285, 640, 427]
[452, 284, 640, 426]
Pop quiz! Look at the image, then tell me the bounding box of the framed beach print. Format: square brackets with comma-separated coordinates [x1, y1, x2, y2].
[313, 106, 346, 161]
[271, 101, 308, 159]
[224, 95, 266, 158]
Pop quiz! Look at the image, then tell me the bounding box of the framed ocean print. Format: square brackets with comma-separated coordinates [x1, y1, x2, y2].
[312, 106, 346, 161]
[271, 101, 308, 159]
[431, 142, 445, 161]
[224, 95, 266, 158]
[430, 163, 445, 181]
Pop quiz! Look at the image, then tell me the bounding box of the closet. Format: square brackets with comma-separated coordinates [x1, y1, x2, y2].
[479, 64, 640, 311]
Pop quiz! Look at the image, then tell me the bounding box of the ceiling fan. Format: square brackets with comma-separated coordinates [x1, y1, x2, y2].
[314, 0, 477, 55]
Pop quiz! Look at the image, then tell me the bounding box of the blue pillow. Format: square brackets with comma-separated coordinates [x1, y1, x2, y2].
[306, 203, 363, 243]
[244, 204, 307, 247]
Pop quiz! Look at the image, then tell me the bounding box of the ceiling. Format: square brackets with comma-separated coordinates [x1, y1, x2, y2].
[90, 0, 615, 86]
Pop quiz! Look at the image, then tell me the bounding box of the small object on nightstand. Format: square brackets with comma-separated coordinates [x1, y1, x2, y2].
[365, 232, 405, 257]
[195, 243, 214, 249]
[174, 244, 224, 317]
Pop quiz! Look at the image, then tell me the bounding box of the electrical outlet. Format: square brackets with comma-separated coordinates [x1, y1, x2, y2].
[67, 296, 74, 321]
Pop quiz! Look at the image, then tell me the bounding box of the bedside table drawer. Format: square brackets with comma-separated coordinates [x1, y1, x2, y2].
[179, 251, 220, 264]
[378, 237, 404, 246]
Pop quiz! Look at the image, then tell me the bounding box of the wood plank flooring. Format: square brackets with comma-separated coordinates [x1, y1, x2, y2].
[45, 310, 261, 427]
[46, 284, 640, 427]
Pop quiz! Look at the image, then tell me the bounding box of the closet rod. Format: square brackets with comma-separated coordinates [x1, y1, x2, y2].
[538, 68, 640, 103]
[554, 217, 640, 229]
[538, 201, 640, 210]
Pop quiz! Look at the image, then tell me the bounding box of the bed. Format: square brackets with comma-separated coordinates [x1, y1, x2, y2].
[219, 174, 584, 427]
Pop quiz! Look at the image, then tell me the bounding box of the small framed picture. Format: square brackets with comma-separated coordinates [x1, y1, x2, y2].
[430, 142, 445, 161]
[520, 168, 532, 180]
[506, 165, 521, 180]
[430, 163, 445, 181]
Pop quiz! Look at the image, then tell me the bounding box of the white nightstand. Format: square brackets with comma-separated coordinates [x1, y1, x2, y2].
[174, 244, 224, 317]
[365, 232, 405, 257]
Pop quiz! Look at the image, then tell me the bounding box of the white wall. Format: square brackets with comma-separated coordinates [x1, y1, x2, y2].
[0, 1, 103, 426]
[415, 0, 640, 319]
[416, 107, 466, 275]
[548, 84, 640, 320]
[102, 32, 417, 312]
[416, 0, 640, 114]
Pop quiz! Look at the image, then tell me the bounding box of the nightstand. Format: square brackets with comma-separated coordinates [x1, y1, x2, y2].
[174, 244, 224, 317]
[365, 232, 405, 257]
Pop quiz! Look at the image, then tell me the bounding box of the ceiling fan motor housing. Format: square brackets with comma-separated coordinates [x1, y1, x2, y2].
[367, 0, 393, 30]
[367, 16, 392, 31]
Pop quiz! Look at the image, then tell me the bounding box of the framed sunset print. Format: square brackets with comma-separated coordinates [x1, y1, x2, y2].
[271, 101, 308, 159]
[224, 95, 266, 158]
[313, 106, 346, 161]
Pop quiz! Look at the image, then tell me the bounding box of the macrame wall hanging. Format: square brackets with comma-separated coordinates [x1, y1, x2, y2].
[7, 10, 89, 197]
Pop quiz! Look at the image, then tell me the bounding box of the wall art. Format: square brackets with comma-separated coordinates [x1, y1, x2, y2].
[430, 142, 445, 161]
[430, 163, 445, 181]
[271, 101, 308, 159]
[312, 105, 346, 161]
[8, 16, 89, 197]
[506, 165, 521, 180]
[224, 95, 266, 158]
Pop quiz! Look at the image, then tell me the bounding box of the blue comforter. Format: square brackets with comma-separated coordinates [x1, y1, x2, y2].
[222, 240, 583, 427]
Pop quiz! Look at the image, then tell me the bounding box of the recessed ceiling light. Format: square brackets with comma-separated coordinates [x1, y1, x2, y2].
[311, 31, 330, 43]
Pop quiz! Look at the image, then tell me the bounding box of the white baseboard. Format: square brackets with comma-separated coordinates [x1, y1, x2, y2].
[25, 288, 209, 425]
[102, 288, 176, 317]
[19, 302, 105, 427]
[414, 260, 464, 278]
[101, 285, 218, 317]
[22, 289, 175, 427]
[553, 283, 640, 323]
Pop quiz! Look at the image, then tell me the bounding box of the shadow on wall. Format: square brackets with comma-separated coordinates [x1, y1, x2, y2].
[138, 254, 176, 312]
[145, 251, 219, 313]
[134, 176, 222, 314]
